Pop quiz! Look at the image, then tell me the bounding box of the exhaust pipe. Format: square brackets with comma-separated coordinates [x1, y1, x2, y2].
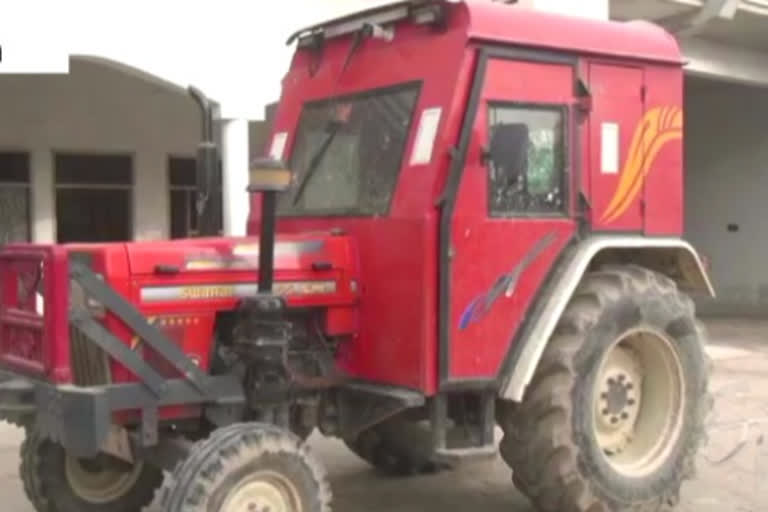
[188, 86, 222, 237]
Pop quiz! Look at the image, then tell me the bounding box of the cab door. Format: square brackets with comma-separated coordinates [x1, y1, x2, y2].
[441, 54, 578, 386]
[588, 64, 645, 231]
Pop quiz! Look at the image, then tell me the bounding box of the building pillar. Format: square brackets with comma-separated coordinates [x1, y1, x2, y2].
[221, 118, 250, 237]
[518, 0, 609, 20]
[134, 151, 168, 241]
[30, 148, 55, 243]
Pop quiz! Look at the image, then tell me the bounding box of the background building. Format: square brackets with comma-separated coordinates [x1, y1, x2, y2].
[522, 1, 768, 315]
[1, 0, 766, 314]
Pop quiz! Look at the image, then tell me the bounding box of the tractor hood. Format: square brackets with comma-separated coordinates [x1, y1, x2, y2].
[125, 233, 353, 274]
[122, 232, 359, 307]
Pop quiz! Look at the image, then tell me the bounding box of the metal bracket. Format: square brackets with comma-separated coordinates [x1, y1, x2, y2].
[141, 406, 159, 447]
[336, 382, 425, 440]
[69, 310, 167, 397]
[70, 261, 210, 396]
[100, 425, 135, 463]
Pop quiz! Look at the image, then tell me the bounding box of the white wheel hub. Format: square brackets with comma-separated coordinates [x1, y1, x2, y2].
[594, 345, 643, 455]
[592, 328, 686, 478]
[221, 471, 302, 512]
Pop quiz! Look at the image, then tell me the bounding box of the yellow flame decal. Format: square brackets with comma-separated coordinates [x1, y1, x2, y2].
[600, 106, 683, 224]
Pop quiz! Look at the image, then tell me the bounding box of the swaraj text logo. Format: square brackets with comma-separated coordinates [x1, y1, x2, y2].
[600, 106, 683, 224]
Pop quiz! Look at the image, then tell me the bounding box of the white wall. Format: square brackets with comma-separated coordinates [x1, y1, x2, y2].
[684, 78, 768, 314]
[19, 0, 384, 120]
[680, 37, 768, 88]
[0, 58, 201, 242]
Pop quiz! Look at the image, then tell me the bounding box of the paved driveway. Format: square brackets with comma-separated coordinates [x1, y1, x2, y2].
[0, 318, 766, 512]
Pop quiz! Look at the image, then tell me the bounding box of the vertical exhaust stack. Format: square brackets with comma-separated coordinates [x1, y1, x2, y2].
[247, 158, 293, 294]
[188, 86, 222, 237]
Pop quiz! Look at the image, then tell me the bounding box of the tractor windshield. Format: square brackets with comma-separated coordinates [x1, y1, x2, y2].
[278, 83, 420, 216]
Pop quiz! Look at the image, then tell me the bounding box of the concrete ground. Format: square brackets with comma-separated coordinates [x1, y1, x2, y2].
[1, 318, 767, 512]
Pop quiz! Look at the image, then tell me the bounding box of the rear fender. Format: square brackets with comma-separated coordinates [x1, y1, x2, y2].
[498, 235, 714, 402]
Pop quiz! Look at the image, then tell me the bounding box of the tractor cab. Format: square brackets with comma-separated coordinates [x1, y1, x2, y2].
[254, 0, 696, 395]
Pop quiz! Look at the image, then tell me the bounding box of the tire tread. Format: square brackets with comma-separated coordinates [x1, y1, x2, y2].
[498, 265, 712, 512]
[159, 423, 331, 512]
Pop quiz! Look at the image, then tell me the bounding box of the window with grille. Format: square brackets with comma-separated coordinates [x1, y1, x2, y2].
[55, 153, 133, 243]
[0, 152, 31, 243]
[169, 157, 199, 239]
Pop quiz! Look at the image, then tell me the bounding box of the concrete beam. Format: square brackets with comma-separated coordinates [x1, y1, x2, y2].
[656, 0, 740, 35]
[680, 36, 768, 88]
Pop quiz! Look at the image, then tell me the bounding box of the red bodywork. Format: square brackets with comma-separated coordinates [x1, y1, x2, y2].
[0, 2, 685, 404]
[257, 3, 684, 393]
[0, 235, 358, 387]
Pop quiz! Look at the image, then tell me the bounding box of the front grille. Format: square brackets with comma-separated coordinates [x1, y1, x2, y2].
[69, 324, 111, 386]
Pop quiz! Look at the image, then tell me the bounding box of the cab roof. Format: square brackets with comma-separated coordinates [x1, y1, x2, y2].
[288, 0, 682, 65]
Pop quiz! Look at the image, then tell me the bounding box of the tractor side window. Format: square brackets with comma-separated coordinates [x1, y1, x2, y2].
[486, 104, 566, 216]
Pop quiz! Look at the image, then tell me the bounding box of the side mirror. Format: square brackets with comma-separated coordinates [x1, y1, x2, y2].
[487, 123, 529, 170]
[248, 157, 293, 193]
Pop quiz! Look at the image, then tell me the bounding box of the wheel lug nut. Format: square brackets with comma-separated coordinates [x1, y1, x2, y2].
[618, 374, 625, 382]
[621, 412, 629, 420]
[608, 378, 615, 385]
[626, 383, 634, 390]
[611, 416, 619, 424]
[601, 392, 608, 399]
[627, 399, 636, 406]
[602, 408, 609, 415]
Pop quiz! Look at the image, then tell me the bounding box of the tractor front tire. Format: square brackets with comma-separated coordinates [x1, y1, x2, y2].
[344, 415, 452, 477]
[498, 265, 712, 512]
[159, 422, 331, 512]
[19, 430, 163, 512]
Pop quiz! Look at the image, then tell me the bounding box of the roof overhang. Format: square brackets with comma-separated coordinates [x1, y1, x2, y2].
[613, 0, 768, 85]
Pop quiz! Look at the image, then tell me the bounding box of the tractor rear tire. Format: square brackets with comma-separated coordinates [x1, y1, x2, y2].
[498, 265, 712, 512]
[159, 422, 331, 512]
[344, 415, 452, 476]
[19, 430, 163, 512]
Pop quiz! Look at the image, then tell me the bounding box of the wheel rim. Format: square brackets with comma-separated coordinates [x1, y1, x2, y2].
[65, 454, 143, 504]
[592, 327, 686, 478]
[221, 471, 303, 512]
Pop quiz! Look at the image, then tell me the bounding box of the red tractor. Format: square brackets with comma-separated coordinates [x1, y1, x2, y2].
[0, 2, 714, 511]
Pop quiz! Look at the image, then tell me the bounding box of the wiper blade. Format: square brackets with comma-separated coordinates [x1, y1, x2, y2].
[290, 26, 370, 207]
[291, 121, 342, 205]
